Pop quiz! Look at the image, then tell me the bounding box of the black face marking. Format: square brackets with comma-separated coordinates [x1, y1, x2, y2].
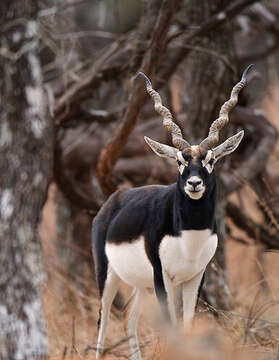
[177, 152, 216, 200]
[182, 153, 191, 163]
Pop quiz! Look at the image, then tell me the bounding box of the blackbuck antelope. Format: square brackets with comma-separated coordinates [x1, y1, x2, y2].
[93, 65, 252, 360]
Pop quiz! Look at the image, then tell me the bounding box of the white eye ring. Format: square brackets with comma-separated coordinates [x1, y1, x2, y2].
[178, 164, 185, 174]
[176, 151, 188, 166]
[202, 150, 215, 173]
[205, 163, 214, 174]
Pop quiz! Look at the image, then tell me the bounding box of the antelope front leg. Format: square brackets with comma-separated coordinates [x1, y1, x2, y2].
[124, 288, 145, 360]
[162, 269, 177, 325]
[152, 260, 176, 325]
[96, 267, 120, 359]
[182, 271, 204, 327]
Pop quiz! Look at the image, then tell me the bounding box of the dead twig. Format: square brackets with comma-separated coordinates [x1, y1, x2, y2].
[83, 336, 132, 358]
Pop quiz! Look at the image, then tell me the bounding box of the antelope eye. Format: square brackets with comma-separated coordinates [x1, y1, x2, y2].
[204, 158, 215, 174]
[177, 160, 189, 167]
[177, 160, 188, 175]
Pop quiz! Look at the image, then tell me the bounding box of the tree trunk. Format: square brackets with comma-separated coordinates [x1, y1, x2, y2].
[0, 1, 52, 358]
[177, 0, 236, 310]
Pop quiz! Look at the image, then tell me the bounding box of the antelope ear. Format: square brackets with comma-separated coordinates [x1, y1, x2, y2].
[144, 136, 177, 160]
[212, 130, 244, 162]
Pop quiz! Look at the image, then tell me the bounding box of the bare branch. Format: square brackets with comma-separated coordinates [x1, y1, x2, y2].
[227, 201, 279, 250]
[221, 106, 278, 194]
[240, 39, 279, 63]
[54, 38, 125, 125]
[158, 0, 260, 89]
[97, 0, 180, 196]
[114, 156, 175, 185]
[239, 4, 279, 63]
[168, 0, 260, 43]
[39, 0, 91, 17]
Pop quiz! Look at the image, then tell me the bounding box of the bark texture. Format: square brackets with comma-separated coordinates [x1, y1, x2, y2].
[0, 1, 52, 358]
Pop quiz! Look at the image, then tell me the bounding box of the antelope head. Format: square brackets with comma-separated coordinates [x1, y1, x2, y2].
[139, 65, 252, 200]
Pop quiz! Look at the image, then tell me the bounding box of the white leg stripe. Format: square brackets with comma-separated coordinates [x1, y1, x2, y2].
[182, 271, 204, 327]
[96, 267, 120, 358]
[126, 288, 144, 360]
[162, 269, 177, 325]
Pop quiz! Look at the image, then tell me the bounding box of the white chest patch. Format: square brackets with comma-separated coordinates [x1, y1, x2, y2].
[159, 229, 217, 285]
[105, 230, 217, 289]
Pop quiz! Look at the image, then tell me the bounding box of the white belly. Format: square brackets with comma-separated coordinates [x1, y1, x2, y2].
[105, 239, 154, 288]
[105, 230, 217, 289]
